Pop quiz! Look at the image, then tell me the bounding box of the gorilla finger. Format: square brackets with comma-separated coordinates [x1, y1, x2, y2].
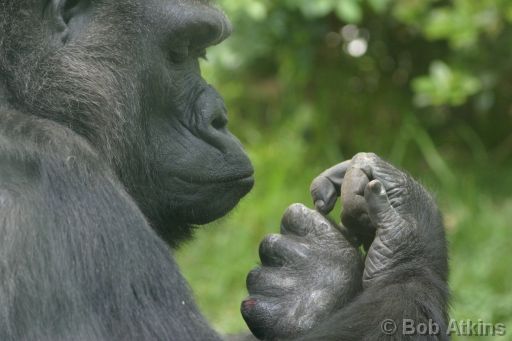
[341, 195, 374, 248]
[363, 181, 417, 286]
[350, 152, 382, 179]
[246, 267, 297, 295]
[259, 234, 309, 267]
[241, 296, 280, 340]
[341, 194, 368, 228]
[310, 177, 338, 214]
[310, 161, 350, 214]
[339, 167, 374, 246]
[351, 152, 405, 188]
[281, 203, 338, 238]
[363, 180, 402, 231]
[341, 167, 370, 197]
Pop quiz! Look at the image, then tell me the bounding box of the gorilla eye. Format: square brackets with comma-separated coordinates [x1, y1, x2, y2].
[169, 46, 190, 64]
[63, 0, 80, 11]
[62, 0, 90, 24]
[170, 47, 207, 63]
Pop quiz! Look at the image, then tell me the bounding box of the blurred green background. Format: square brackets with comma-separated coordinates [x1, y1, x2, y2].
[176, 0, 512, 339]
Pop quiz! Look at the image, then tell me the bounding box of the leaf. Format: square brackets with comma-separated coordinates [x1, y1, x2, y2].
[246, 2, 268, 21]
[412, 61, 482, 107]
[295, 0, 335, 18]
[367, 0, 391, 13]
[335, 0, 363, 23]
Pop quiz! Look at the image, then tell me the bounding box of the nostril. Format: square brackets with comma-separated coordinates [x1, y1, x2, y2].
[211, 115, 228, 130]
[195, 85, 229, 132]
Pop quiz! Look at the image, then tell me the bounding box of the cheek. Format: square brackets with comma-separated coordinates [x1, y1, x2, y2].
[138, 54, 202, 117]
[147, 118, 197, 170]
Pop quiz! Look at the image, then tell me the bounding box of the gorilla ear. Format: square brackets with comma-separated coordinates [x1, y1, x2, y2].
[46, 0, 93, 44]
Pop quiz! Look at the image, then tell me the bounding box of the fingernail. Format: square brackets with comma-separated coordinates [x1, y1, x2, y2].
[315, 200, 325, 210]
[371, 181, 383, 195]
[242, 298, 257, 311]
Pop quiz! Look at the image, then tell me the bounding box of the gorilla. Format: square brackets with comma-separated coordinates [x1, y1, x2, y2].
[0, 0, 448, 340]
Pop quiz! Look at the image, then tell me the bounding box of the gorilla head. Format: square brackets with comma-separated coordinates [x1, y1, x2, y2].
[0, 0, 254, 244]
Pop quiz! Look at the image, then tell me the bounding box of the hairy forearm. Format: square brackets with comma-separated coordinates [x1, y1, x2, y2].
[299, 277, 449, 341]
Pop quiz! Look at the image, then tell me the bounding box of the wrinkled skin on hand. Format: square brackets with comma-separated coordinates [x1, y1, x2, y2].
[241, 204, 363, 340]
[243, 153, 448, 340]
[310, 152, 447, 288]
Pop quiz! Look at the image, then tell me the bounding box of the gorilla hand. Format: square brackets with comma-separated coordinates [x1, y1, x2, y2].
[241, 204, 363, 340]
[310, 152, 447, 289]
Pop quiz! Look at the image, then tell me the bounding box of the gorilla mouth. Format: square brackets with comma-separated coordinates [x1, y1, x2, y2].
[175, 172, 254, 185]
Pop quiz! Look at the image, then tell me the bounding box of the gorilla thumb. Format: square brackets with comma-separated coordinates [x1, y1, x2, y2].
[363, 180, 401, 231]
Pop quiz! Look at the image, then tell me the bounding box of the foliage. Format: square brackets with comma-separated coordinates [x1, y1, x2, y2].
[178, 0, 512, 337]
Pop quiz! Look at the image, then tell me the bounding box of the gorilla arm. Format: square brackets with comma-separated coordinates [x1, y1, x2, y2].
[303, 153, 449, 340]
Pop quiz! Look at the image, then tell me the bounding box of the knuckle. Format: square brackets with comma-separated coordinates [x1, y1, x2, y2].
[241, 300, 270, 340]
[259, 234, 282, 255]
[352, 153, 375, 174]
[308, 215, 332, 238]
[310, 176, 335, 199]
[351, 152, 364, 163]
[283, 203, 307, 219]
[309, 177, 322, 194]
[280, 220, 307, 236]
[353, 152, 377, 162]
[246, 267, 263, 288]
[281, 203, 310, 230]
[312, 218, 333, 234]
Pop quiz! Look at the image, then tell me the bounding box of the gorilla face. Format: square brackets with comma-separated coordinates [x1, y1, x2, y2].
[125, 0, 255, 228]
[0, 0, 254, 242]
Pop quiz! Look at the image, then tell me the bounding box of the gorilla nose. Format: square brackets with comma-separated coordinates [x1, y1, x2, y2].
[193, 86, 237, 152]
[210, 112, 228, 131]
[196, 86, 229, 131]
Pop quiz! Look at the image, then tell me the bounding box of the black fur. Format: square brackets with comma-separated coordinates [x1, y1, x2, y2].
[0, 0, 252, 339]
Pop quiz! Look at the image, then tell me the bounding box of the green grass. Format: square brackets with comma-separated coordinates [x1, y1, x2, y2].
[177, 132, 512, 339]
